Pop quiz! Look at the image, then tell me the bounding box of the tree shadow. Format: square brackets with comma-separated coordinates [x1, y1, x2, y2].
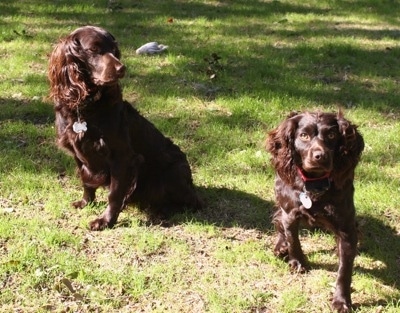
[3, 0, 400, 116]
[0, 98, 52, 125]
[0, 98, 71, 174]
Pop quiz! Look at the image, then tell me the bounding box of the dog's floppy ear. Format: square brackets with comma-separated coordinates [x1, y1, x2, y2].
[266, 112, 301, 184]
[332, 111, 364, 186]
[48, 34, 91, 109]
[336, 110, 364, 161]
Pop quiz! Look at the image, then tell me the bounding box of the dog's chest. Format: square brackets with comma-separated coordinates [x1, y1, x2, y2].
[277, 183, 341, 225]
[82, 135, 108, 156]
[66, 121, 110, 164]
[305, 200, 336, 217]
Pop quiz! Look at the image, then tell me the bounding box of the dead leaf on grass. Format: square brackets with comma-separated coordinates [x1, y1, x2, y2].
[204, 53, 223, 80]
[61, 278, 75, 293]
[54, 277, 85, 302]
[1, 260, 21, 266]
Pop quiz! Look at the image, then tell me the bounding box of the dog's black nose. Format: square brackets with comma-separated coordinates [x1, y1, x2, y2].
[313, 150, 325, 160]
[116, 63, 126, 78]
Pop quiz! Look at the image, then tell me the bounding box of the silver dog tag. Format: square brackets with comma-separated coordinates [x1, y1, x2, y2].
[73, 121, 87, 133]
[299, 192, 312, 209]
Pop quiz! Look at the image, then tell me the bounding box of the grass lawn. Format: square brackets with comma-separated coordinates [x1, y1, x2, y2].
[0, 0, 399, 312]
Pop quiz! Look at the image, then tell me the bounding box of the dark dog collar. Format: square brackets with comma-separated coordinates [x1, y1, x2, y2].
[297, 167, 332, 196]
[83, 90, 102, 105]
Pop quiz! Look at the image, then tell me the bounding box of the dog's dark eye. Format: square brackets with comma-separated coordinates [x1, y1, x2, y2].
[86, 47, 99, 54]
[299, 133, 310, 141]
[327, 132, 336, 140]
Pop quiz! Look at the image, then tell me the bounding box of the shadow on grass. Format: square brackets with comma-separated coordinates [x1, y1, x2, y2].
[357, 214, 400, 290]
[78, 186, 274, 234]
[3, 0, 400, 115]
[133, 43, 400, 113]
[191, 186, 274, 230]
[0, 98, 52, 124]
[0, 98, 72, 174]
[298, 214, 400, 308]
[118, 186, 274, 232]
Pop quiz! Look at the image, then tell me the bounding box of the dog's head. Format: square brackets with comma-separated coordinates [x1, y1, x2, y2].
[267, 111, 364, 186]
[48, 26, 126, 108]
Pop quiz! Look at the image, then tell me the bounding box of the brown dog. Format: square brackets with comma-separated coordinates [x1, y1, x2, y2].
[48, 26, 201, 230]
[266, 111, 364, 312]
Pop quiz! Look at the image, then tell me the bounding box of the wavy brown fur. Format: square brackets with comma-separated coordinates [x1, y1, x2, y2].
[266, 111, 364, 312]
[48, 26, 201, 231]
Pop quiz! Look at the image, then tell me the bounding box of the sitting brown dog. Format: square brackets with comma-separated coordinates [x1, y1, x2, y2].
[48, 26, 201, 230]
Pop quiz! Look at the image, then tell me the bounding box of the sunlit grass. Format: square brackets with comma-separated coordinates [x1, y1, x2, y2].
[0, 0, 399, 312]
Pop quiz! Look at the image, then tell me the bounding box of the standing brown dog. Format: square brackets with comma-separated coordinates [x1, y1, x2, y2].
[266, 111, 364, 312]
[48, 26, 201, 230]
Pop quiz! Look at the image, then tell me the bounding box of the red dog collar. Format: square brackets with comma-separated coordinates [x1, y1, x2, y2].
[297, 167, 332, 199]
[297, 167, 331, 182]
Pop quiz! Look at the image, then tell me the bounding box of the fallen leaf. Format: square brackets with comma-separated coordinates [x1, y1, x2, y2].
[61, 278, 75, 293]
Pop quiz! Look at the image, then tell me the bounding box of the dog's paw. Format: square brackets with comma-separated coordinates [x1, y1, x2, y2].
[274, 246, 289, 259]
[89, 217, 112, 231]
[72, 199, 88, 209]
[274, 239, 289, 259]
[289, 259, 308, 273]
[332, 296, 352, 313]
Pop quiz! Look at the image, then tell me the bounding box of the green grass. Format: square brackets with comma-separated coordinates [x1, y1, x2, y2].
[1, 0, 400, 312]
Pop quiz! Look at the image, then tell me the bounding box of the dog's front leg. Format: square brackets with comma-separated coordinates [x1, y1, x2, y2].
[332, 224, 357, 312]
[89, 190, 128, 231]
[89, 156, 141, 231]
[72, 185, 96, 209]
[281, 207, 308, 273]
[72, 159, 97, 209]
